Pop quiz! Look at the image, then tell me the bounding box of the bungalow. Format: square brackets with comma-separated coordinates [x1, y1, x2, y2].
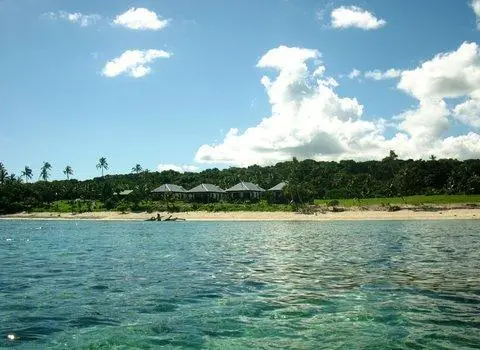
[226, 181, 265, 201]
[267, 181, 288, 203]
[151, 184, 187, 200]
[188, 183, 226, 202]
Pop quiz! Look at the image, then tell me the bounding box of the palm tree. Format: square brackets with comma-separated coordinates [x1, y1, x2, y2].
[0, 162, 7, 185]
[383, 150, 398, 161]
[21, 166, 33, 183]
[63, 165, 73, 180]
[430, 155, 437, 161]
[96, 157, 108, 177]
[39, 162, 52, 181]
[8, 174, 19, 183]
[132, 164, 142, 174]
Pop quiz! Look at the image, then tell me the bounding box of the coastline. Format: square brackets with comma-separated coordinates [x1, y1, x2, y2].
[0, 208, 479, 221]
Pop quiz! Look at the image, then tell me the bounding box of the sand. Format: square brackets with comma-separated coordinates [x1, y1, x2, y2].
[0, 209, 479, 221]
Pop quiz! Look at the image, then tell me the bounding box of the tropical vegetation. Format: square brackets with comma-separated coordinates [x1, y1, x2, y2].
[0, 152, 480, 214]
[63, 166, 73, 180]
[0, 162, 7, 185]
[21, 166, 33, 183]
[96, 157, 108, 177]
[39, 162, 52, 181]
[132, 164, 142, 174]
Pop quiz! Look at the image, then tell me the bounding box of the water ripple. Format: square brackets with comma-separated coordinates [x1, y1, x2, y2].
[0, 220, 479, 348]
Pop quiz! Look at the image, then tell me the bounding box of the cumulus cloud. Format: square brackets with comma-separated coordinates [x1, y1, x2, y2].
[195, 44, 480, 166]
[472, 0, 480, 29]
[397, 42, 480, 134]
[365, 69, 401, 80]
[157, 164, 200, 173]
[44, 11, 101, 27]
[398, 42, 480, 100]
[113, 8, 169, 30]
[102, 49, 171, 78]
[348, 68, 361, 79]
[196, 46, 386, 165]
[331, 6, 386, 30]
[453, 91, 480, 128]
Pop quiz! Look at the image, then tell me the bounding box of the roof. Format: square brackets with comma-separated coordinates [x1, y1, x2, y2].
[188, 183, 226, 193]
[118, 190, 133, 196]
[226, 181, 265, 192]
[151, 184, 187, 193]
[268, 182, 287, 191]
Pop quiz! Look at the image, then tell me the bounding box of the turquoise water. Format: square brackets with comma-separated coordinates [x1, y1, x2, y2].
[0, 220, 479, 349]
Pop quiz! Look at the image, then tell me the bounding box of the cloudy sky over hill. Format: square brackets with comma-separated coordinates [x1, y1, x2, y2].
[1, 0, 480, 179]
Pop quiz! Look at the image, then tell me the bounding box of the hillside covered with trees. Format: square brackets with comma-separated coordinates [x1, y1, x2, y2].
[1, 152, 480, 214]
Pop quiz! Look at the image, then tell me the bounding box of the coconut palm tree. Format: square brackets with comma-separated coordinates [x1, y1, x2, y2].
[21, 166, 33, 183]
[96, 157, 108, 177]
[132, 164, 142, 174]
[8, 173, 19, 183]
[39, 162, 52, 181]
[0, 162, 7, 185]
[63, 165, 73, 180]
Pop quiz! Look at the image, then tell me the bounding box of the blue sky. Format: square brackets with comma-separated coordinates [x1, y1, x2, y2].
[1, 0, 480, 180]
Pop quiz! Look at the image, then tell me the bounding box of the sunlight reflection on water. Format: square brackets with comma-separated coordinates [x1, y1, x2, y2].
[0, 220, 479, 348]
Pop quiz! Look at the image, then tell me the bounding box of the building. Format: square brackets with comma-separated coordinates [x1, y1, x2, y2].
[188, 183, 226, 202]
[226, 181, 265, 201]
[267, 181, 287, 203]
[151, 184, 187, 200]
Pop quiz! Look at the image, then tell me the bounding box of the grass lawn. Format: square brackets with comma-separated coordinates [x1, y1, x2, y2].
[32, 199, 104, 213]
[314, 195, 480, 207]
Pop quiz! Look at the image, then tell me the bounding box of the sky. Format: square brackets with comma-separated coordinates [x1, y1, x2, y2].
[1, 0, 480, 180]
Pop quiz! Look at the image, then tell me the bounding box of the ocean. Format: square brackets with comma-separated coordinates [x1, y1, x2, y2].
[1, 220, 479, 349]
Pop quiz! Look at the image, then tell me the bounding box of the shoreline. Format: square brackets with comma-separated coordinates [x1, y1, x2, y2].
[1, 208, 479, 221]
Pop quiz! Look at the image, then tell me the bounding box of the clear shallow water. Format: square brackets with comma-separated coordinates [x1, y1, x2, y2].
[0, 220, 479, 349]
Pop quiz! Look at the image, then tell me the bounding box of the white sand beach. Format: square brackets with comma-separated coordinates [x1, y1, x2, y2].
[1, 209, 479, 221]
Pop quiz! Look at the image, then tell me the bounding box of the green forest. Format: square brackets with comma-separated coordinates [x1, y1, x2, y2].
[1, 152, 480, 214]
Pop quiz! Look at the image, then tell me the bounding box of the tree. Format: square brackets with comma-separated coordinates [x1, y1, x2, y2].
[21, 166, 33, 183]
[383, 150, 398, 161]
[430, 155, 437, 161]
[7, 173, 20, 184]
[63, 165, 73, 180]
[39, 162, 52, 181]
[132, 164, 142, 174]
[96, 157, 108, 177]
[0, 162, 7, 185]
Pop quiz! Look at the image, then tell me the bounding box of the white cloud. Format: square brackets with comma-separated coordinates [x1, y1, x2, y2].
[365, 69, 401, 80]
[398, 99, 450, 142]
[331, 6, 386, 30]
[113, 8, 169, 30]
[453, 95, 480, 128]
[348, 68, 361, 79]
[44, 11, 101, 27]
[398, 42, 480, 134]
[157, 164, 200, 173]
[472, 0, 480, 29]
[196, 46, 385, 165]
[398, 42, 480, 100]
[195, 44, 480, 166]
[437, 132, 480, 159]
[102, 49, 171, 78]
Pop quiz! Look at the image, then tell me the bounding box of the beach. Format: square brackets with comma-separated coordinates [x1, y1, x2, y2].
[1, 208, 479, 221]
